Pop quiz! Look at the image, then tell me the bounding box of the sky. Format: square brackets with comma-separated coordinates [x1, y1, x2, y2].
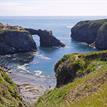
[0, 0, 107, 16]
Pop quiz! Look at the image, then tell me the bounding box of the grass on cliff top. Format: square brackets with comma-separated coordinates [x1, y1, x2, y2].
[0, 68, 26, 107]
[0, 29, 27, 33]
[79, 19, 107, 24]
[91, 19, 107, 24]
[35, 50, 107, 107]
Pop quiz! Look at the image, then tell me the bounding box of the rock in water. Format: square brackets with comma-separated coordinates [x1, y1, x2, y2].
[0, 30, 37, 55]
[71, 19, 107, 50]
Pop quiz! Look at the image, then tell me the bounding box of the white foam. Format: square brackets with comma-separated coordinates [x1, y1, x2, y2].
[64, 46, 70, 49]
[19, 70, 25, 73]
[36, 53, 51, 60]
[66, 25, 73, 28]
[30, 61, 39, 64]
[17, 64, 28, 71]
[34, 70, 42, 76]
[79, 42, 88, 45]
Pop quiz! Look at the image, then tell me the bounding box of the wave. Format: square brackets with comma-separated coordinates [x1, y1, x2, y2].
[78, 42, 88, 45]
[36, 53, 51, 60]
[34, 70, 42, 76]
[17, 64, 29, 71]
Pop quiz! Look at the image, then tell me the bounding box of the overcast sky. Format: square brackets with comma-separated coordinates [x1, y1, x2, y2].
[0, 0, 107, 16]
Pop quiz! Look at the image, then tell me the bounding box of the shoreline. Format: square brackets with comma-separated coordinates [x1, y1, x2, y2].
[8, 70, 56, 105]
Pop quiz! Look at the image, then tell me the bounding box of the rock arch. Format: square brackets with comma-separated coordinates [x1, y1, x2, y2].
[25, 28, 65, 47]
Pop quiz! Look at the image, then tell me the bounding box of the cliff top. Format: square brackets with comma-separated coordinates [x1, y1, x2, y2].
[0, 23, 26, 32]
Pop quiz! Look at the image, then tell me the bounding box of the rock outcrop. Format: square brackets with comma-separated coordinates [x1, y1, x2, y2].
[55, 51, 107, 87]
[0, 30, 37, 55]
[25, 28, 65, 47]
[0, 23, 65, 55]
[95, 23, 107, 49]
[71, 19, 107, 50]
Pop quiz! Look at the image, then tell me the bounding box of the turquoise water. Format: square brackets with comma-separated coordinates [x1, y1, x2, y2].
[0, 16, 106, 77]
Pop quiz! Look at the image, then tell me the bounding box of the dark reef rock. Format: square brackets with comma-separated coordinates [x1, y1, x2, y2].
[71, 19, 107, 50]
[26, 28, 65, 47]
[0, 30, 37, 55]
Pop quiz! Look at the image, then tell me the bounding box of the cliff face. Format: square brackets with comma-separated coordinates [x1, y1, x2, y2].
[71, 19, 107, 50]
[55, 51, 107, 87]
[36, 51, 107, 107]
[96, 23, 107, 49]
[0, 30, 37, 55]
[25, 28, 65, 47]
[0, 68, 26, 107]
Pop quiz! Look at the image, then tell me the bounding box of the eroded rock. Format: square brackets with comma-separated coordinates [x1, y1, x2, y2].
[71, 19, 107, 50]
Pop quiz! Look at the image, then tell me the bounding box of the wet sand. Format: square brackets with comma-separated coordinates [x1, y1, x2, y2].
[8, 71, 56, 105]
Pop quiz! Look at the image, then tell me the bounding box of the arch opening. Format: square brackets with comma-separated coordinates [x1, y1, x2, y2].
[32, 35, 40, 47]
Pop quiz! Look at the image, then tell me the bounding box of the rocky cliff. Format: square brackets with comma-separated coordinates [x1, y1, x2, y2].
[71, 19, 107, 50]
[55, 51, 107, 87]
[0, 23, 65, 55]
[25, 28, 65, 47]
[0, 68, 26, 107]
[0, 30, 37, 55]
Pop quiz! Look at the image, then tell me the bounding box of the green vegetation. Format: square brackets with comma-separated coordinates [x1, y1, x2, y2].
[0, 24, 26, 33]
[91, 19, 107, 24]
[35, 50, 107, 107]
[0, 68, 26, 107]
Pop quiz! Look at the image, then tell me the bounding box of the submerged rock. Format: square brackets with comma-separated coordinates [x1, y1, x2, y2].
[26, 28, 65, 47]
[71, 19, 107, 50]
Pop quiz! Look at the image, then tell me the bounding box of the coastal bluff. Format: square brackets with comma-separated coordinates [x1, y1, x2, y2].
[71, 19, 107, 50]
[0, 23, 65, 55]
[36, 50, 107, 107]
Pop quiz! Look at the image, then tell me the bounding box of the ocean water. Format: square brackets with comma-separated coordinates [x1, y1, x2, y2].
[0, 16, 106, 77]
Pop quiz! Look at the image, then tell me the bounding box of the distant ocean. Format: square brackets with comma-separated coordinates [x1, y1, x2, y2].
[0, 16, 106, 77]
